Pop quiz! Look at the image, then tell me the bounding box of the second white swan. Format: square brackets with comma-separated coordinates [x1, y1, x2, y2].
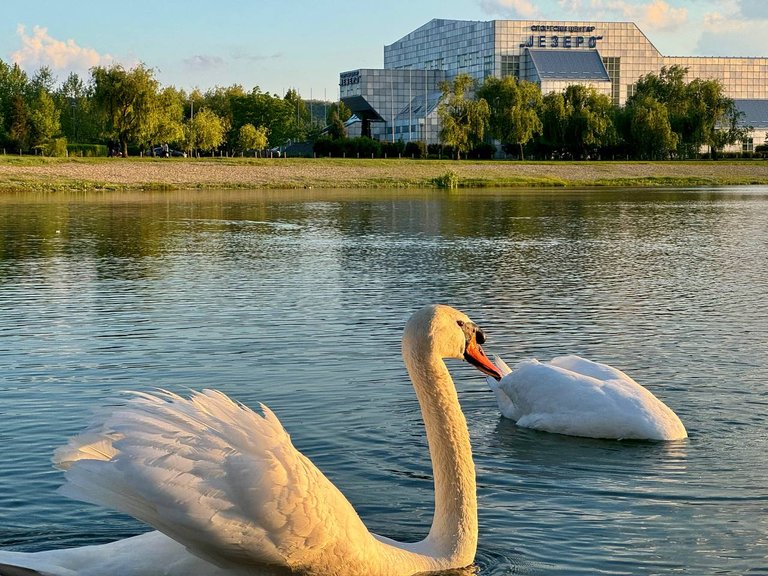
[487, 354, 687, 440]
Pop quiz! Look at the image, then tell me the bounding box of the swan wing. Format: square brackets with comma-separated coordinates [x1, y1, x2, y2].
[53, 389, 377, 572]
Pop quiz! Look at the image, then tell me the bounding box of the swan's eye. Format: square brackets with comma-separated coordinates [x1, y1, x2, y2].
[456, 320, 465, 328]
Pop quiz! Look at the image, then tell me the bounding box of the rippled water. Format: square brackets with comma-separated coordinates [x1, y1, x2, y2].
[1, 188, 767, 574]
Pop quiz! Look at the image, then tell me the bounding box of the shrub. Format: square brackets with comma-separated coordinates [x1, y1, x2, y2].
[404, 140, 427, 159]
[46, 138, 69, 157]
[433, 170, 459, 189]
[67, 143, 109, 157]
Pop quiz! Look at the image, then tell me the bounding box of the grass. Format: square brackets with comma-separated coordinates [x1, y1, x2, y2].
[1, 155, 768, 192]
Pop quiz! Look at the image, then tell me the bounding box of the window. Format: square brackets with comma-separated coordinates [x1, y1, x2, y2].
[743, 138, 754, 153]
[501, 54, 520, 78]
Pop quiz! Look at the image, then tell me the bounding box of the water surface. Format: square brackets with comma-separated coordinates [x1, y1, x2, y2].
[1, 188, 767, 574]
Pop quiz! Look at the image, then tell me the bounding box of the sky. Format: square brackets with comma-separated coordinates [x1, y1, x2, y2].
[3, 0, 768, 100]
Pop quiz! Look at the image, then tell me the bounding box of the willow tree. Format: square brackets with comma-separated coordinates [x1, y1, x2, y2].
[185, 107, 226, 155]
[477, 76, 542, 160]
[437, 73, 490, 159]
[91, 63, 160, 156]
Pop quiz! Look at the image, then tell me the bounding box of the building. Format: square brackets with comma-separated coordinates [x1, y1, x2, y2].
[339, 18, 768, 150]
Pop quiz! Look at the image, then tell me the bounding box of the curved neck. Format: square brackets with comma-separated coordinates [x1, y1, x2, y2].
[405, 350, 477, 565]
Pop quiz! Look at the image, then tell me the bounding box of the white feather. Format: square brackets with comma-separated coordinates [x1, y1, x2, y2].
[487, 354, 687, 440]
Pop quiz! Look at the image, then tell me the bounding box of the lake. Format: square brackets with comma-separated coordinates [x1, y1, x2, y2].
[0, 187, 766, 575]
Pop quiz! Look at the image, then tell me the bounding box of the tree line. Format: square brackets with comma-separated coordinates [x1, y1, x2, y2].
[0, 59, 347, 157]
[0, 58, 753, 160]
[438, 66, 752, 160]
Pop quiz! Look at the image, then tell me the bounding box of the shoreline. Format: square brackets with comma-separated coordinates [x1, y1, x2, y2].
[2, 156, 768, 192]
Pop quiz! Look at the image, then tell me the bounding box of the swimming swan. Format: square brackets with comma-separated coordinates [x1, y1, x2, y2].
[0, 304, 501, 576]
[486, 354, 687, 441]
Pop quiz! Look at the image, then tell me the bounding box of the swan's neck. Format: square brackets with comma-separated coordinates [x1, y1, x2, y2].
[407, 352, 477, 565]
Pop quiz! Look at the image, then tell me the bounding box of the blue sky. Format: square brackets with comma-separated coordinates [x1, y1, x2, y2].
[3, 0, 768, 100]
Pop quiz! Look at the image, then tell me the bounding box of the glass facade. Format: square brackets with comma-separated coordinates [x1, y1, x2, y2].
[340, 18, 768, 144]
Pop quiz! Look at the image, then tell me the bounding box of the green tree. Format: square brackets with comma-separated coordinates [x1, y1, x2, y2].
[478, 76, 542, 159]
[561, 85, 616, 159]
[8, 94, 30, 151]
[91, 63, 160, 156]
[144, 86, 186, 151]
[626, 95, 677, 159]
[326, 101, 352, 125]
[28, 89, 61, 152]
[437, 73, 490, 159]
[710, 100, 751, 156]
[186, 107, 226, 155]
[538, 91, 567, 157]
[237, 123, 268, 154]
[0, 60, 30, 147]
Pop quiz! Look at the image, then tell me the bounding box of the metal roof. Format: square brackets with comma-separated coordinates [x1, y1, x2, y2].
[526, 49, 610, 81]
[734, 99, 768, 128]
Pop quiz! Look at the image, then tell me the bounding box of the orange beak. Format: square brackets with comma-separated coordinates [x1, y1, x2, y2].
[465, 339, 502, 380]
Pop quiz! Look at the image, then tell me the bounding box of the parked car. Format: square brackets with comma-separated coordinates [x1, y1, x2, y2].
[151, 146, 186, 158]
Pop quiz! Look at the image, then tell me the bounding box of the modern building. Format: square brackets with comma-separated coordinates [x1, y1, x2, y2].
[339, 18, 768, 150]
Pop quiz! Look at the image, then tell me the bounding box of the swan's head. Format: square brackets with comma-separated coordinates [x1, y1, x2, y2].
[404, 304, 502, 380]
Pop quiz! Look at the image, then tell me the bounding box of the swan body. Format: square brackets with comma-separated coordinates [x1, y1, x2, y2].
[487, 354, 687, 440]
[0, 304, 501, 576]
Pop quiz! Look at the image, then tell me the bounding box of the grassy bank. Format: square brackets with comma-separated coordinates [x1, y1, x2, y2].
[1, 156, 768, 192]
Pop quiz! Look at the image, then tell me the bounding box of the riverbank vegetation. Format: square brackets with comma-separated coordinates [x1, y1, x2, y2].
[0, 57, 763, 164]
[2, 156, 767, 192]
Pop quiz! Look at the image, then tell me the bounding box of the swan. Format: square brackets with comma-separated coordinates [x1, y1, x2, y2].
[0, 304, 502, 576]
[486, 354, 687, 440]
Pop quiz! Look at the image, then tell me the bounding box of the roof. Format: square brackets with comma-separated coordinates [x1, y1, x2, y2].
[734, 99, 768, 128]
[526, 49, 610, 81]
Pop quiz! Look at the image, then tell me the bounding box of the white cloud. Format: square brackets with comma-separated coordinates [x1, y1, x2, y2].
[478, 0, 541, 19]
[183, 54, 226, 70]
[564, 0, 688, 31]
[11, 25, 114, 73]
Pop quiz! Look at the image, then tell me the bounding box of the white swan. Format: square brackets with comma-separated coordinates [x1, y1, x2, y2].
[0, 304, 502, 576]
[486, 354, 687, 441]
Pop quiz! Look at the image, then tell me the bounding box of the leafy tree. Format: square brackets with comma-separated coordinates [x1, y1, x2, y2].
[626, 95, 677, 159]
[28, 89, 60, 151]
[325, 101, 352, 125]
[478, 76, 542, 160]
[238, 123, 268, 153]
[0, 60, 30, 147]
[561, 85, 616, 159]
[437, 73, 490, 159]
[143, 86, 186, 151]
[186, 107, 226, 154]
[91, 63, 160, 156]
[710, 100, 751, 156]
[538, 91, 567, 157]
[326, 111, 346, 140]
[8, 94, 30, 151]
[283, 88, 311, 142]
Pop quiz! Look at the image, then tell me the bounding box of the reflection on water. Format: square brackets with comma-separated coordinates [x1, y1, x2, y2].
[1, 188, 767, 574]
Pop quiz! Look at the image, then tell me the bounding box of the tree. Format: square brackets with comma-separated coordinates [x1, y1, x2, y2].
[626, 95, 677, 159]
[711, 100, 751, 157]
[561, 85, 616, 159]
[0, 60, 30, 147]
[437, 73, 490, 159]
[478, 76, 542, 159]
[28, 89, 60, 152]
[186, 107, 226, 155]
[538, 91, 567, 157]
[91, 63, 160, 156]
[237, 123, 268, 154]
[143, 86, 185, 151]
